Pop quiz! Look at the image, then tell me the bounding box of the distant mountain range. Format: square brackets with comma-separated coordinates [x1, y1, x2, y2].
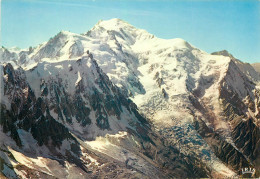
[0, 18, 259, 178]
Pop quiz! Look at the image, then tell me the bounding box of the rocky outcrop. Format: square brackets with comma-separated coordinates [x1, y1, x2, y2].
[252, 63, 260, 73]
[193, 117, 251, 171]
[1, 63, 77, 148]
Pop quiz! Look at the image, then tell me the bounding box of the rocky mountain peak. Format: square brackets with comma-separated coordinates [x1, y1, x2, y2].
[211, 50, 236, 59]
[212, 50, 260, 83]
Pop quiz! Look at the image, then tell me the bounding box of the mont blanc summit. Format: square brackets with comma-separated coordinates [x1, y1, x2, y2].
[0, 18, 259, 178]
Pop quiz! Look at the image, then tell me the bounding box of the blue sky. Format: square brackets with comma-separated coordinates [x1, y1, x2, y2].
[1, 0, 260, 63]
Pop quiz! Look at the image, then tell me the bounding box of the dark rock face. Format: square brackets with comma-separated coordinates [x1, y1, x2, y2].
[48, 81, 92, 126]
[219, 61, 260, 170]
[211, 50, 236, 59]
[232, 118, 260, 171]
[219, 89, 260, 177]
[1, 63, 79, 150]
[187, 59, 260, 177]
[1, 105, 22, 147]
[193, 117, 251, 172]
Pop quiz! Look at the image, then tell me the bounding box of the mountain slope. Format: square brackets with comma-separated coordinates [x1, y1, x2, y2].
[252, 63, 260, 74]
[212, 50, 260, 83]
[1, 18, 259, 178]
[0, 52, 210, 178]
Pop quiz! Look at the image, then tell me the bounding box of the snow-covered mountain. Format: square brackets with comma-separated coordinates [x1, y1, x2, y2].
[0, 52, 171, 178]
[0, 18, 259, 178]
